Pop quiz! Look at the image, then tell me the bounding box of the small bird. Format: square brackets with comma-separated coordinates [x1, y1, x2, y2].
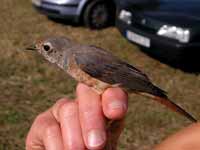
[26, 36, 197, 122]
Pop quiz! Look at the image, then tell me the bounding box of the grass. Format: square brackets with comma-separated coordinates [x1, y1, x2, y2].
[0, 0, 200, 149]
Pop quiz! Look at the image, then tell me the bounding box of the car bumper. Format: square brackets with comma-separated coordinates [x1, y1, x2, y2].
[33, 2, 79, 22]
[116, 20, 200, 51]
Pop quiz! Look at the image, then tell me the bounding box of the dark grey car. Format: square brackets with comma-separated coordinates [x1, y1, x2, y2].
[31, 0, 116, 29]
[115, 0, 200, 71]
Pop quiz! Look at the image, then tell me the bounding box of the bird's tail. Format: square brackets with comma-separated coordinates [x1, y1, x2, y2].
[138, 92, 197, 122]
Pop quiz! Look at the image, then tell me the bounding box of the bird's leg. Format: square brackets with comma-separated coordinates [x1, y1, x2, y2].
[105, 119, 125, 150]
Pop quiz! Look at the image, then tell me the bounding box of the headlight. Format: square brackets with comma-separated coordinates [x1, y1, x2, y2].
[32, 0, 41, 6]
[157, 25, 190, 43]
[119, 10, 132, 25]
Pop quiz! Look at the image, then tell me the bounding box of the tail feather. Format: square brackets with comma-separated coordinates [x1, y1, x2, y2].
[138, 92, 197, 122]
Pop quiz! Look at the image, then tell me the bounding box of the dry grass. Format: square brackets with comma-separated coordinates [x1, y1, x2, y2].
[0, 0, 200, 149]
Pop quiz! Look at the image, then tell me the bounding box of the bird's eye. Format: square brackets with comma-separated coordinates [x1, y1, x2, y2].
[43, 44, 50, 51]
[43, 42, 53, 52]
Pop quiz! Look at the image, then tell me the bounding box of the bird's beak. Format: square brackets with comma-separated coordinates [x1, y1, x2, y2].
[25, 45, 37, 51]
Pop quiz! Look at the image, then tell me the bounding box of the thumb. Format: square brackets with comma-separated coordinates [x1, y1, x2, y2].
[105, 119, 125, 150]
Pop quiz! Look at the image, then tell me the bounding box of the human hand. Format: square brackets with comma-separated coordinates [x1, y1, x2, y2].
[26, 83, 128, 150]
[154, 123, 200, 150]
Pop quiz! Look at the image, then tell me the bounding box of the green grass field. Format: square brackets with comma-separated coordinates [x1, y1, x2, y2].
[0, 0, 200, 149]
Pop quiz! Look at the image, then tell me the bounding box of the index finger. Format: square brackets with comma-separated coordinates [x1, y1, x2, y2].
[76, 83, 106, 150]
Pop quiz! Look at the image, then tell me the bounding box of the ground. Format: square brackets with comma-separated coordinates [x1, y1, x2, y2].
[0, 0, 200, 149]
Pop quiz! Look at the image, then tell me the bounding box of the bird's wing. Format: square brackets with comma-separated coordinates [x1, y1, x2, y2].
[73, 45, 166, 98]
[73, 45, 197, 122]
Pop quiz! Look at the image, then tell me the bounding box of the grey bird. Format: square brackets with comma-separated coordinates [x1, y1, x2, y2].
[26, 36, 197, 122]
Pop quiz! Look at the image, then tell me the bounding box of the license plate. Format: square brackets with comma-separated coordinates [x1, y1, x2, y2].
[32, 0, 41, 6]
[126, 30, 150, 48]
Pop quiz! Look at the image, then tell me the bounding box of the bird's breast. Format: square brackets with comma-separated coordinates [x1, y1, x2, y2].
[67, 57, 111, 94]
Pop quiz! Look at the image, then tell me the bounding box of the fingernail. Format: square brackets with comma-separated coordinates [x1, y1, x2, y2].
[87, 129, 106, 148]
[108, 100, 127, 111]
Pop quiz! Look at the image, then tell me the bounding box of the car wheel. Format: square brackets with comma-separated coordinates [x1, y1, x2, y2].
[83, 0, 115, 29]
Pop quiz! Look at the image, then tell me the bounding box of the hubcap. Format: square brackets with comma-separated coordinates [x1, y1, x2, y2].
[91, 4, 108, 27]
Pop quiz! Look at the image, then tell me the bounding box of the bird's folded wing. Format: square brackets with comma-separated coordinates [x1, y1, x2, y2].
[73, 45, 167, 98]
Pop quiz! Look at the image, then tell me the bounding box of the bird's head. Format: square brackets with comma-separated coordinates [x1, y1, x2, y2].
[26, 36, 73, 69]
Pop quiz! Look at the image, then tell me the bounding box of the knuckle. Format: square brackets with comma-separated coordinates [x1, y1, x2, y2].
[59, 102, 78, 119]
[34, 112, 47, 124]
[76, 83, 90, 94]
[82, 109, 97, 119]
[54, 98, 69, 108]
[33, 111, 59, 139]
[81, 109, 101, 125]
[26, 134, 43, 150]
[44, 123, 59, 139]
[52, 98, 69, 121]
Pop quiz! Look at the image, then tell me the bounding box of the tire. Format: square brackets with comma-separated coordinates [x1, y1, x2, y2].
[83, 0, 115, 29]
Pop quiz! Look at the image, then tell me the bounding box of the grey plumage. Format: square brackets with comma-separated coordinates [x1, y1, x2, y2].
[72, 45, 167, 98]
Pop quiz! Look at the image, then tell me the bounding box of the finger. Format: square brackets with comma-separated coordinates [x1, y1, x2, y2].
[102, 87, 128, 120]
[77, 83, 106, 150]
[26, 111, 63, 150]
[154, 123, 200, 150]
[58, 101, 85, 150]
